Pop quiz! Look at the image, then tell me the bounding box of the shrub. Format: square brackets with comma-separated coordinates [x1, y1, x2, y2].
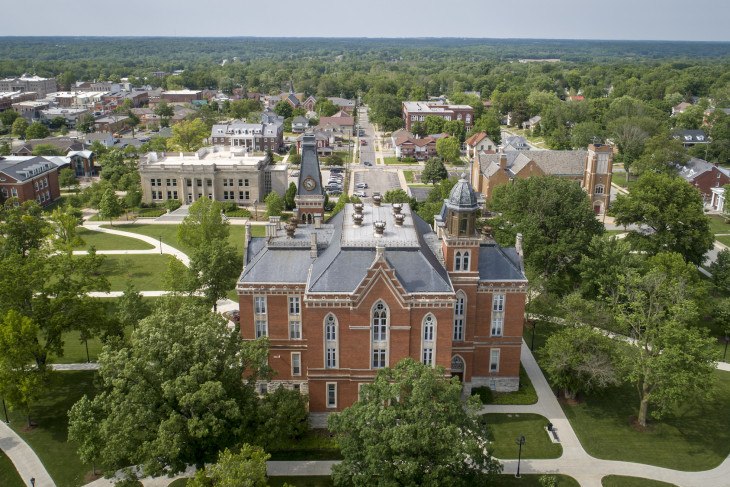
[471, 386, 494, 404]
[219, 201, 239, 213]
[163, 199, 182, 211]
[401, 157, 417, 163]
[226, 209, 252, 218]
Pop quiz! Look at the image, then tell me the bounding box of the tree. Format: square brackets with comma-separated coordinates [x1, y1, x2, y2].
[70, 299, 272, 478]
[436, 136, 461, 163]
[11, 117, 28, 139]
[188, 445, 269, 487]
[116, 283, 149, 332]
[415, 177, 458, 225]
[154, 101, 174, 127]
[126, 110, 140, 137]
[0, 310, 55, 428]
[177, 196, 230, 249]
[423, 115, 445, 134]
[50, 116, 67, 129]
[421, 157, 448, 184]
[255, 386, 309, 450]
[471, 112, 502, 145]
[382, 189, 414, 204]
[0, 142, 10, 156]
[273, 101, 293, 119]
[187, 239, 240, 311]
[610, 119, 650, 181]
[57, 169, 77, 193]
[576, 235, 643, 301]
[609, 255, 718, 426]
[540, 319, 621, 399]
[50, 205, 84, 250]
[169, 119, 208, 152]
[31, 144, 63, 156]
[99, 188, 122, 226]
[264, 191, 283, 217]
[711, 249, 730, 291]
[76, 114, 95, 134]
[0, 109, 19, 128]
[25, 122, 50, 140]
[489, 176, 604, 292]
[610, 172, 713, 266]
[67, 395, 103, 476]
[633, 133, 688, 176]
[284, 182, 297, 210]
[328, 358, 501, 487]
[123, 187, 142, 209]
[314, 98, 339, 117]
[289, 153, 301, 165]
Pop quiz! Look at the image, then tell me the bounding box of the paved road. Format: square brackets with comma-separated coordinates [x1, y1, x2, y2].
[358, 107, 376, 166]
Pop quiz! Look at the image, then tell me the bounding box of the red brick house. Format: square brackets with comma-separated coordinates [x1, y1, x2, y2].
[0, 156, 61, 206]
[402, 101, 474, 132]
[677, 157, 730, 203]
[237, 138, 527, 425]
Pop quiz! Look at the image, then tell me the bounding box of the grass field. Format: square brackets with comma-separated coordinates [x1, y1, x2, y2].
[483, 413, 562, 459]
[7, 371, 98, 487]
[492, 364, 538, 405]
[96, 254, 174, 291]
[0, 450, 24, 487]
[74, 227, 154, 251]
[526, 323, 730, 471]
[602, 476, 677, 487]
[708, 215, 730, 235]
[268, 429, 342, 461]
[716, 235, 730, 247]
[403, 170, 417, 183]
[384, 157, 418, 165]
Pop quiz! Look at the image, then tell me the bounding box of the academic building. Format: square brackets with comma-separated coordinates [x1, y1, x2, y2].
[237, 135, 527, 425]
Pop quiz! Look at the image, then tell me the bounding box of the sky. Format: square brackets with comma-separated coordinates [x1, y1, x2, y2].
[3, 0, 730, 42]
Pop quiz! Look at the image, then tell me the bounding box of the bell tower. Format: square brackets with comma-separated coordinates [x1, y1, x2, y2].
[437, 175, 482, 274]
[294, 134, 325, 224]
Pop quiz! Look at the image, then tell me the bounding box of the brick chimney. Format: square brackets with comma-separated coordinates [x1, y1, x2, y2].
[499, 153, 508, 170]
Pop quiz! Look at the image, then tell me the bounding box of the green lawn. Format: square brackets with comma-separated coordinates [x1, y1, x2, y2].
[602, 476, 677, 487]
[268, 429, 342, 461]
[708, 215, 730, 235]
[483, 413, 562, 459]
[716, 235, 730, 247]
[7, 371, 98, 487]
[168, 479, 189, 487]
[384, 157, 418, 165]
[605, 229, 626, 236]
[97, 254, 174, 291]
[403, 170, 417, 183]
[525, 322, 730, 471]
[0, 450, 24, 487]
[74, 227, 154, 251]
[269, 477, 335, 487]
[492, 364, 538, 405]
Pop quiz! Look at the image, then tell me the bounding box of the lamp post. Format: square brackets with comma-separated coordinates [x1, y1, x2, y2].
[530, 321, 538, 351]
[515, 434, 526, 478]
[724, 334, 729, 362]
[2, 397, 8, 423]
[158, 235, 162, 255]
[253, 201, 258, 221]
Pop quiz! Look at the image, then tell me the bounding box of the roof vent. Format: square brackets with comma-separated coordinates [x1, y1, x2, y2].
[392, 203, 402, 215]
[374, 221, 386, 236]
[394, 214, 405, 226]
[373, 194, 382, 207]
[353, 213, 363, 226]
[354, 203, 363, 215]
[481, 225, 493, 240]
[285, 223, 296, 238]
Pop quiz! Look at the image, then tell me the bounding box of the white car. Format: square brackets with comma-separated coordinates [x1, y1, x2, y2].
[354, 191, 367, 197]
[356, 182, 368, 189]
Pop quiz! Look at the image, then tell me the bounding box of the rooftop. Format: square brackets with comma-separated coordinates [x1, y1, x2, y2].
[143, 146, 286, 169]
[341, 203, 420, 248]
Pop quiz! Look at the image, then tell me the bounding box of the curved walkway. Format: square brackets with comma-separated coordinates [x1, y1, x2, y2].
[82, 222, 190, 266]
[0, 422, 55, 487]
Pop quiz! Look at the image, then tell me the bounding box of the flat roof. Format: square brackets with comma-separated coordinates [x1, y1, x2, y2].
[144, 147, 287, 169]
[341, 203, 420, 248]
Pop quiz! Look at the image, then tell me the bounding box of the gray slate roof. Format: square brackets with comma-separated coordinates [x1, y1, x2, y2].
[446, 176, 479, 211]
[0, 156, 56, 181]
[478, 150, 585, 178]
[677, 157, 730, 182]
[478, 245, 525, 281]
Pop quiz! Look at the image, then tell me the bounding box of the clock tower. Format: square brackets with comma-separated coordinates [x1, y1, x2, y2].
[295, 134, 325, 224]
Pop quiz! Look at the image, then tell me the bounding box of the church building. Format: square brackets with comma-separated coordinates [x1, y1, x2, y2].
[237, 134, 528, 426]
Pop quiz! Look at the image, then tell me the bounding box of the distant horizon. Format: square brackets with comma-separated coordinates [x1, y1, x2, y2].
[2, 0, 729, 42]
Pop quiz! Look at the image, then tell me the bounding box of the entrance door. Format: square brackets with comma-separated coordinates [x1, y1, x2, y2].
[451, 355, 465, 383]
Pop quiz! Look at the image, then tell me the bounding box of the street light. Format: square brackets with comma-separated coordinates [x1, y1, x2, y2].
[158, 235, 162, 255]
[724, 334, 729, 362]
[529, 321, 538, 351]
[2, 397, 9, 423]
[515, 434, 526, 478]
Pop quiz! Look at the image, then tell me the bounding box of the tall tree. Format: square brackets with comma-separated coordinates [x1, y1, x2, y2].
[273, 101, 293, 119]
[187, 239, 240, 311]
[609, 254, 718, 426]
[177, 196, 230, 249]
[99, 188, 122, 226]
[154, 101, 174, 127]
[11, 117, 28, 139]
[264, 191, 283, 217]
[67, 395, 104, 476]
[575, 235, 643, 301]
[69, 298, 273, 479]
[421, 157, 448, 184]
[169, 118, 208, 152]
[284, 182, 297, 210]
[58, 168, 78, 190]
[328, 358, 501, 487]
[116, 283, 149, 331]
[436, 136, 461, 163]
[255, 386, 310, 450]
[489, 176, 604, 292]
[25, 122, 50, 140]
[610, 172, 713, 266]
[188, 445, 270, 487]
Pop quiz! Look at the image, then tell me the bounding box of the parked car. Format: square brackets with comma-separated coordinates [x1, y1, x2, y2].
[291, 171, 300, 177]
[356, 182, 368, 189]
[354, 191, 367, 197]
[328, 189, 343, 195]
[361, 140, 367, 146]
[364, 161, 372, 166]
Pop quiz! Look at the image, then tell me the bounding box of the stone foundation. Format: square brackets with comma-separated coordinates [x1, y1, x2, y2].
[309, 412, 333, 429]
[256, 380, 309, 396]
[465, 376, 519, 395]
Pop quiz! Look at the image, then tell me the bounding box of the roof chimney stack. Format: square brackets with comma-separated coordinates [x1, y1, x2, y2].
[314, 214, 322, 229]
[499, 153, 508, 170]
[310, 232, 318, 258]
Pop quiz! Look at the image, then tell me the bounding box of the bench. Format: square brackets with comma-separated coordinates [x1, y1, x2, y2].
[545, 426, 561, 443]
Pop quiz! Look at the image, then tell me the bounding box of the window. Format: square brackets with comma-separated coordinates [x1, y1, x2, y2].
[254, 296, 267, 314]
[490, 349, 500, 372]
[44, 177, 48, 187]
[491, 316, 504, 337]
[173, 191, 178, 199]
[492, 294, 505, 312]
[259, 383, 267, 395]
[1, 189, 7, 198]
[422, 348, 433, 366]
[455, 251, 470, 271]
[289, 321, 301, 339]
[238, 179, 243, 186]
[167, 191, 172, 199]
[326, 348, 337, 368]
[455, 252, 461, 271]
[372, 301, 388, 341]
[255, 320, 267, 338]
[171, 179, 177, 187]
[453, 293, 465, 341]
[244, 179, 250, 187]
[423, 314, 434, 341]
[166, 178, 171, 186]
[11, 188, 17, 197]
[289, 296, 300, 315]
[150, 179, 155, 187]
[597, 154, 609, 174]
[223, 179, 228, 186]
[245, 191, 250, 200]
[372, 349, 386, 369]
[595, 185, 605, 195]
[186, 179, 192, 187]
[34, 182, 38, 191]
[325, 314, 337, 341]
[196, 179, 202, 187]
[239, 191, 244, 200]
[291, 353, 301, 376]
[327, 383, 337, 408]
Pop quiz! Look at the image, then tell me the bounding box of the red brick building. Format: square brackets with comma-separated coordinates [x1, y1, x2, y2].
[237, 138, 527, 426]
[402, 101, 474, 132]
[678, 157, 730, 203]
[0, 156, 61, 206]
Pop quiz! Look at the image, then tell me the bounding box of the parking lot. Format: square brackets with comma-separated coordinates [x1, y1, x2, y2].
[352, 169, 401, 201]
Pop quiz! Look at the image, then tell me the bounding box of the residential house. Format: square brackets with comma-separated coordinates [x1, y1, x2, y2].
[84, 133, 116, 148]
[677, 157, 730, 203]
[210, 121, 284, 153]
[402, 101, 474, 132]
[292, 116, 310, 133]
[672, 129, 708, 148]
[95, 114, 129, 134]
[501, 135, 531, 151]
[319, 110, 355, 136]
[327, 97, 357, 114]
[672, 102, 692, 116]
[389, 129, 413, 149]
[394, 136, 439, 161]
[295, 131, 332, 156]
[138, 146, 287, 205]
[522, 115, 542, 131]
[237, 141, 527, 425]
[465, 132, 497, 158]
[0, 156, 61, 206]
[12, 137, 85, 156]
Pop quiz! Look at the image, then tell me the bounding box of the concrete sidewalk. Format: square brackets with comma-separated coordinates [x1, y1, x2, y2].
[0, 421, 55, 487]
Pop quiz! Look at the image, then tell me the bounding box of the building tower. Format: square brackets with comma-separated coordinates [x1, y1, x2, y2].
[582, 143, 614, 215]
[294, 134, 325, 224]
[438, 174, 482, 276]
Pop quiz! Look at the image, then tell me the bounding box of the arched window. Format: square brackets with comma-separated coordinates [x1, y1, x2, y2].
[453, 291, 465, 341]
[324, 314, 338, 369]
[372, 301, 388, 342]
[421, 314, 436, 366]
[462, 251, 470, 271]
[454, 251, 462, 271]
[301, 214, 307, 223]
[595, 184, 605, 195]
[454, 251, 470, 271]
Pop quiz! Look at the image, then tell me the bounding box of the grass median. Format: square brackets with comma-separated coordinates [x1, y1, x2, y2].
[483, 413, 562, 459]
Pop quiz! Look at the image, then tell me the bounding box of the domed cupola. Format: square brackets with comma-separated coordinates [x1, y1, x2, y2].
[444, 174, 479, 237]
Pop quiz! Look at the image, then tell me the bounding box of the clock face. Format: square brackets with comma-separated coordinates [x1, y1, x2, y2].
[303, 177, 316, 191]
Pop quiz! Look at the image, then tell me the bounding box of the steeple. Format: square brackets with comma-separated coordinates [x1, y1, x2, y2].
[289, 80, 295, 95]
[295, 134, 325, 224]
